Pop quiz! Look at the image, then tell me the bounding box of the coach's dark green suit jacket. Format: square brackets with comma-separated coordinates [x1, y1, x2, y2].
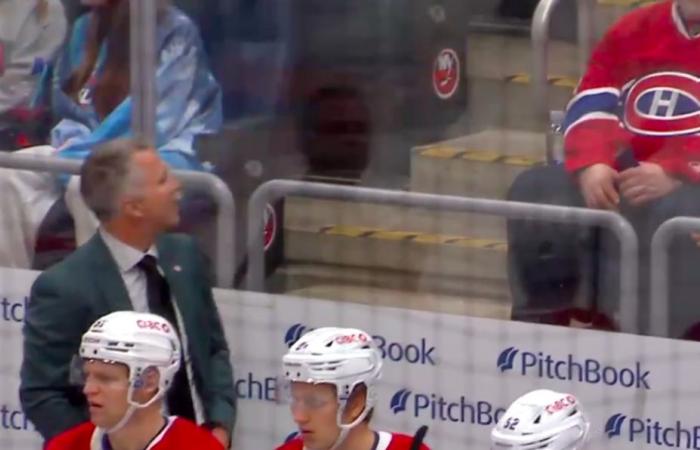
[19, 233, 236, 441]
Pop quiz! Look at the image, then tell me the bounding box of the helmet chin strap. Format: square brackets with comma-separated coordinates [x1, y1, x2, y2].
[326, 402, 372, 450]
[102, 405, 137, 435]
[101, 382, 166, 434]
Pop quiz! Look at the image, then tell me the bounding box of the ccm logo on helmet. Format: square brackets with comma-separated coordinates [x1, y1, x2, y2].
[137, 320, 170, 333]
[285, 323, 437, 366]
[335, 333, 370, 344]
[545, 395, 577, 414]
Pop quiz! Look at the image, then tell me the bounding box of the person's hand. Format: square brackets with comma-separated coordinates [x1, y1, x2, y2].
[691, 233, 700, 247]
[211, 427, 230, 449]
[578, 163, 620, 210]
[618, 162, 681, 206]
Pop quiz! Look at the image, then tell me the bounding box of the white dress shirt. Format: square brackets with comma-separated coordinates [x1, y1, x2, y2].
[98, 229, 206, 421]
[99, 228, 159, 313]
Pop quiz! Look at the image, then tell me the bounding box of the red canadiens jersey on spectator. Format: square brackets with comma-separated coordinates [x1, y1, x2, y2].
[564, 0, 700, 181]
[46, 417, 224, 450]
[276, 431, 430, 450]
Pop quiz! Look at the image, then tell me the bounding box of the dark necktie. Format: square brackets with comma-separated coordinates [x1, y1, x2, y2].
[137, 255, 195, 421]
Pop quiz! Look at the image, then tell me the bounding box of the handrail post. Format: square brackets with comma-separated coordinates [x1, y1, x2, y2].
[650, 217, 700, 337]
[534, 0, 595, 161]
[130, 0, 157, 146]
[532, 0, 561, 162]
[576, 0, 595, 73]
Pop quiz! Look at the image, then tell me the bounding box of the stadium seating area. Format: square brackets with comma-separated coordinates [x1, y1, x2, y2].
[0, 0, 670, 327]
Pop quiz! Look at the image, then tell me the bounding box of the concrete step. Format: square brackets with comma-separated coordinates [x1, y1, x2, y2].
[411, 128, 546, 198]
[267, 262, 511, 319]
[284, 226, 507, 282]
[467, 33, 579, 81]
[278, 198, 512, 316]
[284, 196, 508, 237]
[464, 75, 573, 134]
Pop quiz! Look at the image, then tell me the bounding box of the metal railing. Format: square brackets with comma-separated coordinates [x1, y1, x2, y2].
[532, 0, 595, 159]
[246, 179, 640, 333]
[650, 217, 700, 337]
[129, 0, 157, 146]
[0, 152, 235, 288]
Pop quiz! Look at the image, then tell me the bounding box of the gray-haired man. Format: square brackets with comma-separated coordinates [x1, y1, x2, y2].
[20, 139, 236, 447]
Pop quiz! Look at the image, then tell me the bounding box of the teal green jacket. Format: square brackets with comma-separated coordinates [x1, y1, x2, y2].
[19, 233, 236, 441]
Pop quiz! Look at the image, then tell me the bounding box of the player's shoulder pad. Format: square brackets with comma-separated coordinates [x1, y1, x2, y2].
[388, 432, 431, 450]
[169, 417, 225, 449]
[275, 437, 304, 450]
[45, 422, 95, 450]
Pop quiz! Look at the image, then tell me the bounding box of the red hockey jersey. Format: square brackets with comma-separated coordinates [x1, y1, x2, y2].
[45, 417, 224, 450]
[564, 0, 700, 181]
[275, 431, 430, 450]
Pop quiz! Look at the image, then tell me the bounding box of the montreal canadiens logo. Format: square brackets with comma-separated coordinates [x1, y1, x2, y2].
[263, 203, 277, 251]
[433, 48, 460, 100]
[624, 71, 700, 136]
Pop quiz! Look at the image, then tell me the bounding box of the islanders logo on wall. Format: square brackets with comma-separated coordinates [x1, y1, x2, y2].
[433, 48, 460, 100]
[263, 203, 277, 252]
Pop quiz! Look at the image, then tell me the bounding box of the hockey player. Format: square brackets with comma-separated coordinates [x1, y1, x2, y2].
[275, 327, 429, 450]
[46, 311, 224, 450]
[491, 389, 590, 450]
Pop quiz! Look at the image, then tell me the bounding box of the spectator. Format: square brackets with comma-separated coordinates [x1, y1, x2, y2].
[507, 0, 700, 337]
[0, 0, 221, 268]
[0, 0, 67, 148]
[47, 311, 225, 450]
[20, 139, 235, 447]
[276, 327, 430, 450]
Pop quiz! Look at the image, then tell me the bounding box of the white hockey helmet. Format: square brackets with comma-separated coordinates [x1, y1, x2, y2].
[491, 389, 589, 450]
[80, 311, 181, 409]
[283, 327, 383, 402]
[282, 326, 383, 434]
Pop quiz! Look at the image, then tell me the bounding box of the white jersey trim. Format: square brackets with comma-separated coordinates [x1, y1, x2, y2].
[146, 417, 177, 450]
[564, 112, 619, 137]
[376, 431, 393, 450]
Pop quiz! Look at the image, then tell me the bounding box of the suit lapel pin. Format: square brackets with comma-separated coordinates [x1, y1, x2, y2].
[173, 265, 182, 272]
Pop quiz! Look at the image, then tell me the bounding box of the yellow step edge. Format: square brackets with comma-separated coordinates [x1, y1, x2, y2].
[318, 225, 507, 252]
[505, 73, 578, 90]
[416, 147, 545, 167]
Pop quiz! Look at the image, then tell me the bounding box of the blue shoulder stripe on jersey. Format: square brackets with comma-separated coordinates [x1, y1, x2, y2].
[564, 91, 620, 131]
